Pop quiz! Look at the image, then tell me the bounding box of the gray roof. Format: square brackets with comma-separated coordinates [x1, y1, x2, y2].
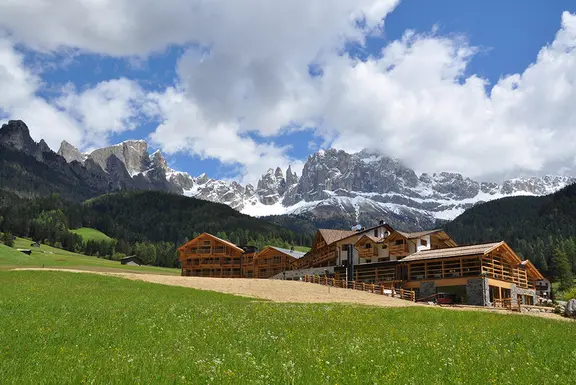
[269, 246, 307, 260]
[401, 242, 503, 262]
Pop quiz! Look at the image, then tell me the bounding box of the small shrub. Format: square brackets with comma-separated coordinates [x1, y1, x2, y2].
[561, 287, 576, 301]
[1, 232, 14, 247]
[111, 253, 126, 261]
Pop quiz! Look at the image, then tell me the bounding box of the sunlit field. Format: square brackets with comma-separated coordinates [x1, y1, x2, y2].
[1, 270, 575, 384]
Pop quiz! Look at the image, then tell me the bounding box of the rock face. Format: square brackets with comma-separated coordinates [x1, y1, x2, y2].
[57, 141, 86, 163]
[87, 140, 150, 176]
[565, 299, 576, 318]
[0, 120, 48, 161]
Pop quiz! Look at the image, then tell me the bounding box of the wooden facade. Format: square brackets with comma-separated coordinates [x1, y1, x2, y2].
[178, 234, 304, 279]
[253, 246, 305, 279]
[340, 241, 544, 306]
[179, 233, 245, 278]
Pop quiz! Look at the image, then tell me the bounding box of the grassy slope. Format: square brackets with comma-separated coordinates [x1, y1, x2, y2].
[1, 271, 575, 384]
[292, 245, 311, 253]
[70, 227, 113, 242]
[0, 238, 179, 275]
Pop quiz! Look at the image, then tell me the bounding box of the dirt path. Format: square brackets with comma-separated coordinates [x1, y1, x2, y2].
[13, 268, 573, 321]
[14, 268, 415, 307]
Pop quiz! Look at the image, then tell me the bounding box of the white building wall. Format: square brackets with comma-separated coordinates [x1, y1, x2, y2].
[416, 235, 432, 252]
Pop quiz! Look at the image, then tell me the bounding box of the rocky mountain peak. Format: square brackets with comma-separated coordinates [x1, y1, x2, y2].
[151, 150, 170, 173]
[57, 140, 86, 163]
[286, 165, 298, 186]
[0, 120, 36, 153]
[88, 140, 150, 176]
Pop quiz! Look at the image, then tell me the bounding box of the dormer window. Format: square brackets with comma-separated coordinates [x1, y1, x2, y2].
[421, 239, 428, 247]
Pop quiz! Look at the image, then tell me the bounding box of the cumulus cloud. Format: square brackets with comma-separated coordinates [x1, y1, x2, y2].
[147, 88, 302, 183]
[325, 12, 576, 178]
[0, 37, 82, 148]
[0, 37, 151, 150]
[55, 78, 151, 147]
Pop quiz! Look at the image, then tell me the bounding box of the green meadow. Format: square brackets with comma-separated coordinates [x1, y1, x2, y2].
[0, 239, 179, 275]
[1, 270, 575, 384]
[70, 227, 114, 242]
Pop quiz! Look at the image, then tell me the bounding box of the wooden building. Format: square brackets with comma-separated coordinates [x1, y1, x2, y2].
[178, 224, 545, 307]
[252, 246, 306, 278]
[178, 233, 246, 278]
[295, 222, 394, 269]
[178, 233, 304, 279]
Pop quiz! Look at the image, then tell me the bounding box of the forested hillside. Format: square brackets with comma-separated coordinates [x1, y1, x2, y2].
[0, 191, 314, 268]
[445, 183, 576, 288]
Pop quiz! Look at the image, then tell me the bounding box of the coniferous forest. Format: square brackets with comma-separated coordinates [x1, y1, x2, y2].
[0, 190, 314, 268]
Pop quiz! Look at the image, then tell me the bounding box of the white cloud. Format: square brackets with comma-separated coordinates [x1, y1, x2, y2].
[0, 36, 82, 148]
[323, 12, 576, 179]
[0, 37, 151, 151]
[148, 88, 301, 183]
[1, 2, 576, 184]
[55, 78, 150, 147]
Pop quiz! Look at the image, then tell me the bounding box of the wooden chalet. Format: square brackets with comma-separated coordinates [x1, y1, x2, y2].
[398, 242, 545, 306]
[295, 223, 544, 307]
[252, 246, 306, 279]
[178, 233, 246, 278]
[179, 223, 545, 307]
[178, 233, 304, 279]
[295, 222, 394, 269]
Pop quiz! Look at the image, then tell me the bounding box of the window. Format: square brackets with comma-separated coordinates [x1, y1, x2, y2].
[365, 243, 372, 249]
[421, 239, 428, 246]
[395, 240, 404, 246]
[374, 229, 378, 237]
[203, 240, 211, 246]
[382, 245, 388, 249]
[365, 259, 372, 263]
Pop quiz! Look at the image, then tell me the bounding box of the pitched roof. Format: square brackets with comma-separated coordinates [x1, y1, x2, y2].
[396, 229, 443, 239]
[178, 232, 244, 252]
[354, 234, 384, 245]
[268, 246, 307, 260]
[204, 233, 245, 252]
[402, 242, 503, 262]
[318, 229, 358, 245]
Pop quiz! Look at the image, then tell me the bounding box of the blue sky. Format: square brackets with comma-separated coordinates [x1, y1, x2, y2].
[2, 0, 576, 183]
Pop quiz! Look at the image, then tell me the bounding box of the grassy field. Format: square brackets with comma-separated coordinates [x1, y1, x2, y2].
[70, 227, 113, 242]
[1, 271, 575, 384]
[292, 245, 311, 252]
[0, 238, 179, 275]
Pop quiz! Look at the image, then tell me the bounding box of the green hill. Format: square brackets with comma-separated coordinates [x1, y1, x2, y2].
[70, 227, 113, 242]
[0, 237, 178, 275]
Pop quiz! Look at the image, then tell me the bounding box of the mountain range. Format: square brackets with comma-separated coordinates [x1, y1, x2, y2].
[2, 120, 575, 231]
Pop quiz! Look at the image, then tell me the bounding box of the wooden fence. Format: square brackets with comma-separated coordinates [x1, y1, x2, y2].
[493, 298, 522, 312]
[303, 274, 416, 302]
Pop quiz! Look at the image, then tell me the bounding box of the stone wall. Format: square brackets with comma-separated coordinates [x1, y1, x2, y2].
[269, 266, 335, 280]
[419, 281, 436, 300]
[510, 284, 537, 305]
[466, 278, 490, 306]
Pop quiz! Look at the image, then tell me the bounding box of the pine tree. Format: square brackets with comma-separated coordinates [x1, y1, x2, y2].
[552, 248, 574, 291]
